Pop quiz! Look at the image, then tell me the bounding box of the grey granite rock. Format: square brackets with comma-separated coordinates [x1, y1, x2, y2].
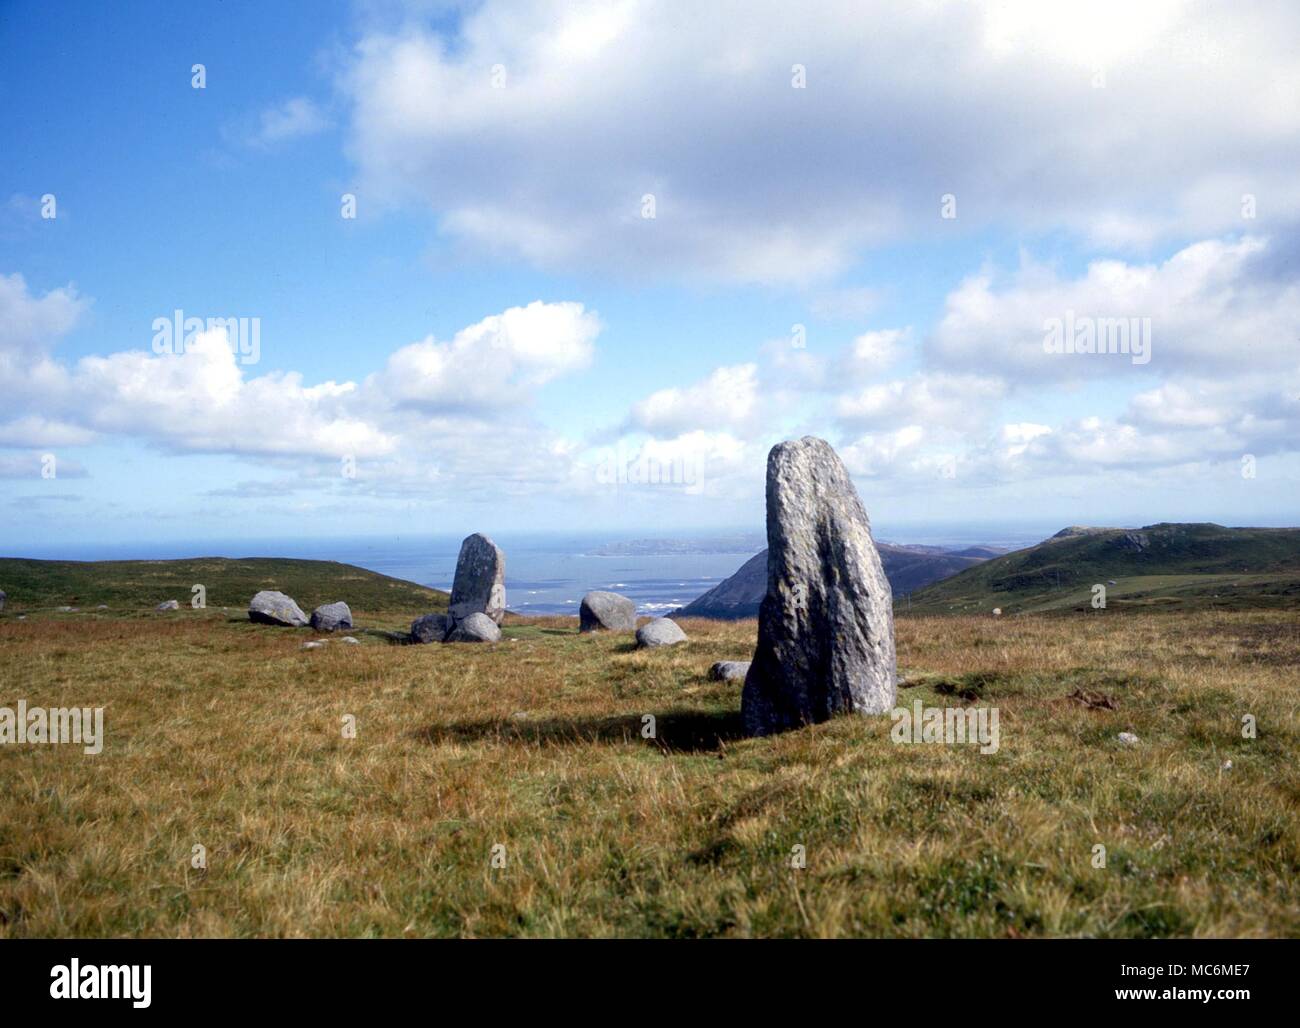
[708, 660, 751, 681]
[410, 613, 453, 644]
[248, 590, 309, 627]
[446, 611, 502, 643]
[741, 436, 896, 737]
[579, 590, 637, 632]
[155, 599, 180, 611]
[635, 617, 687, 649]
[310, 601, 353, 632]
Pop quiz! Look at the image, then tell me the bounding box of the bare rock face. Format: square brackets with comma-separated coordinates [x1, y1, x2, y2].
[579, 590, 637, 632]
[741, 436, 896, 737]
[249, 590, 309, 627]
[449, 533, 506, 624]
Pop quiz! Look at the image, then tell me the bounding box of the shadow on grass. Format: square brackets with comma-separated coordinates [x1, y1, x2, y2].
[414, 708, 747, 754]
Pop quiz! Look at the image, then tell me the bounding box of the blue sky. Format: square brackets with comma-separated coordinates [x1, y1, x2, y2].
[3, 0, 1299, 550]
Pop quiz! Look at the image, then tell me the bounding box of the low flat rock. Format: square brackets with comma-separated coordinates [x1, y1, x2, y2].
[155, 599, 180, 611]
[446, 611, 501, 643]
[708, 660, 751, 681]
[636, 617, 687, 649]
[449, 533, 506, 624]
[410, 613, 452, 644]
[310, 601, 353, 632]
[248, 590, 309, 627]
[579, 590, 637, 632]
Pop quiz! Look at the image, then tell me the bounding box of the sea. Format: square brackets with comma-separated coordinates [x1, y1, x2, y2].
[7, 526, 1050, 616]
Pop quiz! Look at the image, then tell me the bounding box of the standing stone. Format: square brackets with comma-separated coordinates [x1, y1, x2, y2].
[635, 617, 687, 649]
[248, 590, 309, 627]
[446, 612, 502, 643]
[742, 436, 896, 737]
[0, 589, 6, 613]
[410, 613, 452, 644]
[310, 601, 353, 632]
[448, 533, 506, 624]
[579, 590, 637, 632]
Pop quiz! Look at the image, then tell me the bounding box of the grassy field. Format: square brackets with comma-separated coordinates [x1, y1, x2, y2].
[2, 590, 1298, 937]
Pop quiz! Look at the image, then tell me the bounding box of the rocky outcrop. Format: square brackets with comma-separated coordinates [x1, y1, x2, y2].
[248, 590, 309, 627]
[579, 590, 637, 632]
[635, 617, 687, 649]
[310, 601, 352, 632]
[449, 533, 506, 624]
[741, 437, 896, 737]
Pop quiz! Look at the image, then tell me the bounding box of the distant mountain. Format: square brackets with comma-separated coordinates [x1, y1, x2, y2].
[906, 522, 1300, 614]
[672, 542, 992, 619]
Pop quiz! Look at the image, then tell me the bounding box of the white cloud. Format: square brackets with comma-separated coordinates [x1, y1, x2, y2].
[251, 97, 330, 146]
[624, 363, 760, 437]
[341, 0, 1300, 282]
[927, 237, 1300, 380]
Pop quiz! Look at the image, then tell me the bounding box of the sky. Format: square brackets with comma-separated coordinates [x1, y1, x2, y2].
[2, 0, 1299, 550]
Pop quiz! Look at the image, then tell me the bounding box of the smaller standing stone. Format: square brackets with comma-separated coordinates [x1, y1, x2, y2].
[248, 590, 309, 627]
[636, 618, 687, 649]
[0, 589, 6, 613]
[709, 660, 751, 681]
[410, 613, 453, 644]
[579, 590, 637, 632]
[446, 612, 502, 643]
[310, 601, 353, 632]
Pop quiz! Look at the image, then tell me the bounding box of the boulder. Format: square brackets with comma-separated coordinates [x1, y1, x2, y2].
[636, 617, 687, 649]
[0, 589, 6, 613]
[708, 660, 751, 681]
[449, 533, 506, 624]
[446, 611, 501, 643]
[156, 600, 180, 611]
[741, 436, 896, 737]
[310, 601, 353, 632]
[579, 590, 637, 632]
[410, 613, 452, 644]
[248, 590, 309, 627]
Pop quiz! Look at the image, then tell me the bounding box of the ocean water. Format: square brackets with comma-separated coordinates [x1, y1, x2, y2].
[10, 534, 761, 616]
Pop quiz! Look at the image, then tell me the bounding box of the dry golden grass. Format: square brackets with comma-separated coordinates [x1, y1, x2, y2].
[1, 608, 1297, 937]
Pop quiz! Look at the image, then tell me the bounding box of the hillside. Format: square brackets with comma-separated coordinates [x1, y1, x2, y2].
[674, 543, 989, 619]
[905, 523, 1300, 615]
[0, 557, 447, 619]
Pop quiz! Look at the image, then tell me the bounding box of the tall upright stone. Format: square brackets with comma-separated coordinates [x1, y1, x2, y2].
[448, 533, 506, 624]
[742, 436, 896, 736]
